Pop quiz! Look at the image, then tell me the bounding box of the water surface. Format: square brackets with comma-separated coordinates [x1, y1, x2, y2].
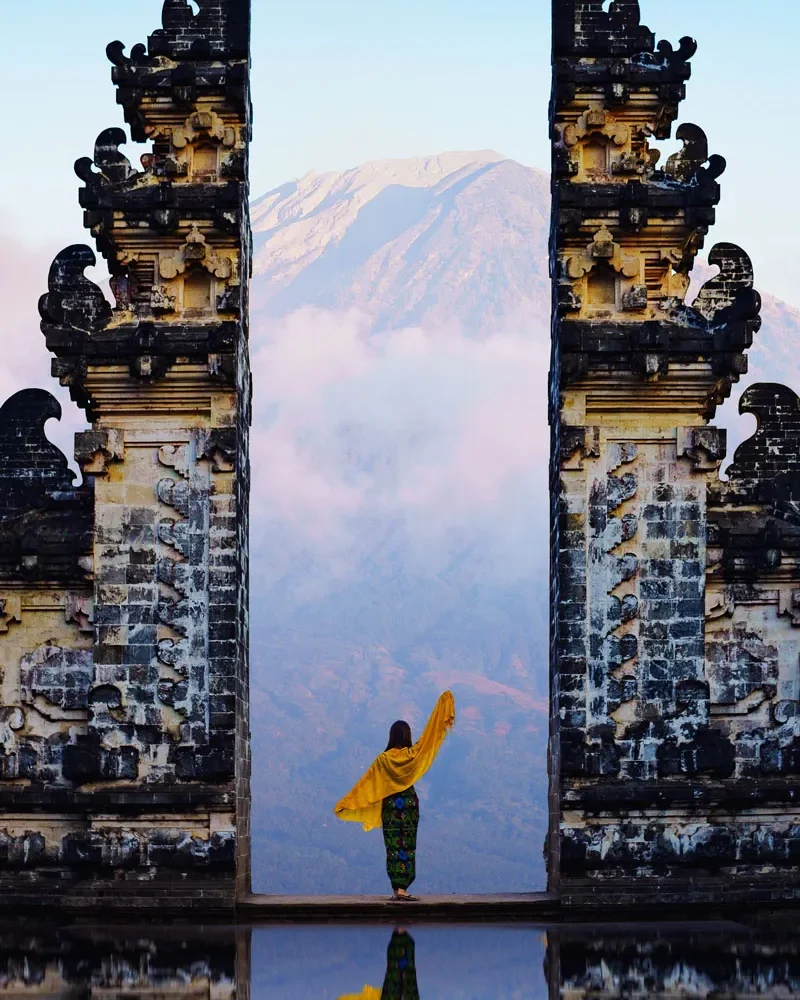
[0, 919, 796, 997]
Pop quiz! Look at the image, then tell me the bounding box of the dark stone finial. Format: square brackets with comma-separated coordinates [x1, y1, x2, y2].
[39, 245, 112, 339]
[656, 36, 697, 64]
[725, 384, 800, 506]
[94, 128, 136, 185]
[162, 0, 197, 29]
[665, 124, 708, 182]
[0, 390, 76, 518]
[75, 128, 136, 188]
[693, 243, 761, 325]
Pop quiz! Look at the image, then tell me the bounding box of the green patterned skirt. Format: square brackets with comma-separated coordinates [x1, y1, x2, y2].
[381, 786, 419, 890]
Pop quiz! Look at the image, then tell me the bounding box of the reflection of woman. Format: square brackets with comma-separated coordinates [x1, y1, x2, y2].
[380, 930, 420, 1000]
[337, 930, 420, 1000]
[334, 691, 455, 900]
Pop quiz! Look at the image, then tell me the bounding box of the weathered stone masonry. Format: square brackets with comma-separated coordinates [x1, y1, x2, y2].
[0, 0, 251, 909]
[550, 0, 800, 906]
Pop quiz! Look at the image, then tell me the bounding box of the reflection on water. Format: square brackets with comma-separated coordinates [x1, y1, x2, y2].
[0, 919, 798, 997]
[552, 923, 800, 998]
[0, 926, 237, 997]
[254, 925, 543, 999]
[335, 931, 419, 1000]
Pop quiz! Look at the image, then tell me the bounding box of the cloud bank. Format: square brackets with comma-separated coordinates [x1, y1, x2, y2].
[249, 306, 551, 595]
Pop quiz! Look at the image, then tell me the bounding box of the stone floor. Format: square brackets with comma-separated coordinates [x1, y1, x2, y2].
[240, 892, 558, 921]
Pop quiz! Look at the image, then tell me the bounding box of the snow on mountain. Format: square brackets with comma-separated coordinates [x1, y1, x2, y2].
[250, 151, 551, 336]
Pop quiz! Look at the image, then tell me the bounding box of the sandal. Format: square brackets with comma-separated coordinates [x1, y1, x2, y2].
[391, 894, 418, 902]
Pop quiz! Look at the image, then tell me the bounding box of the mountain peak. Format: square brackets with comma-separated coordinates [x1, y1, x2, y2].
[250, 150, 550, 335]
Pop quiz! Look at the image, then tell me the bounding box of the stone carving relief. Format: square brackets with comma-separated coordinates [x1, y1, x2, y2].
[154, 443, 210, 746]
[154, 227, 238, 319]
[160, 228, 234, 281]
[0, 589, 96, 785]
[20, 643, 93, 721]
[559, 106, 642, 179]
[151, 110, 242, 182]
[564, 228, 644, 316]
[74, 429, 125, 477]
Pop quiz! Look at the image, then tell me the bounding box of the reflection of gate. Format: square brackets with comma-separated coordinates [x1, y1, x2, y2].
[549, 0, 800, 908]
[0, 0, 252, 910]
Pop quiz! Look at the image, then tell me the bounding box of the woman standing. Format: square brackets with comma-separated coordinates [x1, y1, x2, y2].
[334, 691, 456, 901]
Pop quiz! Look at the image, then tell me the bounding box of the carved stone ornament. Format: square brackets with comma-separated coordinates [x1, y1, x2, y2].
[74, 429, 125, 476]
[168, 110, 236, 150]
[677, 426, 727, 472]
[567, 227, 640, 280]
[74, 127, 137, 188]
[159, 228, 234, 280]
[38, 246, 112, 337]
[563, 106, 630, 149]
[0, 390, 77, 516]
[664, 123, 726, 186]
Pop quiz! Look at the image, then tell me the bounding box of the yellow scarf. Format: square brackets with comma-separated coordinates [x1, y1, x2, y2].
[334, 691, 456, 831]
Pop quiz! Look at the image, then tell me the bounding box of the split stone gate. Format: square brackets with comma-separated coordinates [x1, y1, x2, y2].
[0, 0, 799, 910]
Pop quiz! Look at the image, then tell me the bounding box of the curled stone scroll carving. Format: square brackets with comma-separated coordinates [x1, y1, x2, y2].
[39, 246, 112, 337]
[0, 391, 76, 515]
[664, 123, 726, 186]
[75, 127, 137, 188]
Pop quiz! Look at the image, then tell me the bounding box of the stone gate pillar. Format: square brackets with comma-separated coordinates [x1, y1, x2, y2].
[0, 0, 251, 910]
[550, 0, 800, 908]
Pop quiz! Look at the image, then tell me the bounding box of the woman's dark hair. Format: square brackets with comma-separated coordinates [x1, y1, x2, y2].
[386, 720, 412, 751]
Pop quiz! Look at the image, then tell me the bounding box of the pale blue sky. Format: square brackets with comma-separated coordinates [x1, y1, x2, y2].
[1, 1, 797, 306]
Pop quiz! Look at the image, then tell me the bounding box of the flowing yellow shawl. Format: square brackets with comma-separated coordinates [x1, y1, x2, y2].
[334, 691, 456, 831]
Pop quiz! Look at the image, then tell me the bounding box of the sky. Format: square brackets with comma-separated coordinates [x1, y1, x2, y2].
[0, 0, 797, 307]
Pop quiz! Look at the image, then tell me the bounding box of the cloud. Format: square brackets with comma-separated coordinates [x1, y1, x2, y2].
[249, 306, 550, 590]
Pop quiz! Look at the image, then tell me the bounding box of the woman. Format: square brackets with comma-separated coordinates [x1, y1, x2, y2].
[334, 691, 456, 901]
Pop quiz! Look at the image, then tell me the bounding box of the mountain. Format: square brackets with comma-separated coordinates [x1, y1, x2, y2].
[250, 151, 551, 336]
[246, 150, 800, 894]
